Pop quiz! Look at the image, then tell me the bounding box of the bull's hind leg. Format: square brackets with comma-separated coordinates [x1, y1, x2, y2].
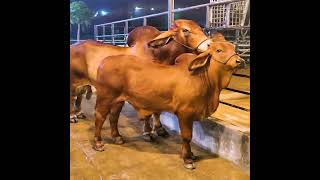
[109, 102, 125, 145]
[70, 88, 78, 123]
[75, 85, 92, 119]
[153, 112, 169, 137]
[74, 93, 86, 119]
[142, 115, 157, 142]
[93, 96, 111, 152]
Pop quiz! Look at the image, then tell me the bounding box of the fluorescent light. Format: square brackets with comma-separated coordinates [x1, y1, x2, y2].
[101, 10, 108, 16]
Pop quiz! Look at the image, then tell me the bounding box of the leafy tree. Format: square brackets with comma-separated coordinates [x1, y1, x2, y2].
[70, 1, 94, 41]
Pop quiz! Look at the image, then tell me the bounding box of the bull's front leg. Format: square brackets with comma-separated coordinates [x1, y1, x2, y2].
[152, 112, 169, 137]
[177, 111, 196, 169]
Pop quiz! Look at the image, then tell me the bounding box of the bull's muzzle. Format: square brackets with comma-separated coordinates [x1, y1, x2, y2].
[236, 58, 246, 69]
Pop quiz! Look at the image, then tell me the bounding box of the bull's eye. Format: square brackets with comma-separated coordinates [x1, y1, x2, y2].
[182, 29, 189, 33]
[216, 49, 222, 53]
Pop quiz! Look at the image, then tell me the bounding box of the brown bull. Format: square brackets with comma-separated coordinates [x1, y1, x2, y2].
[70, 19, 212, 139]
[94, 33, 245, 169]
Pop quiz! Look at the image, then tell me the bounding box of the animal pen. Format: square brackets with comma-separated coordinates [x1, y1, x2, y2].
[94, 0, 250, 128]
[92, 0, 250, 171]
[72, 0, 250, 174]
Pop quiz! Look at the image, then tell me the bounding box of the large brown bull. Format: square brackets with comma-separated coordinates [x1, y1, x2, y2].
[70, 19, 212, 139]
[93, 33, 245, 169]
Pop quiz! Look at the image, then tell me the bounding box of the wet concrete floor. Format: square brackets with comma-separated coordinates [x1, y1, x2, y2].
[71, 96, 249, 180]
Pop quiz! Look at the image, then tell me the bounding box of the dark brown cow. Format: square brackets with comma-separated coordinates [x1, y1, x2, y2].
[70, 19, 212, 139]
[94, 33, 245, 169]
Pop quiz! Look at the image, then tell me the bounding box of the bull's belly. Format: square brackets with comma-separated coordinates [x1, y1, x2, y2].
[124, 94, 173, 113]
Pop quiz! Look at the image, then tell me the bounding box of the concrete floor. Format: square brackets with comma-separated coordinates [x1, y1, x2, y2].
[71, 96, 249, 180]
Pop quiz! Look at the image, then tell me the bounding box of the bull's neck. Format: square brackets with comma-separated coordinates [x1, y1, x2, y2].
[198, 62, 234, 116]
[148, 41, 191, 64]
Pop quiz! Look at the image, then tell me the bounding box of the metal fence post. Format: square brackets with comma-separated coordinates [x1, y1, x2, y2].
[168, 0, 174, 29]
[124, 21, 128, 34]
[241, 0, 250, 26]
[143, 17, 147, 26]
[225, 3, 231, 28]
[206, 5, 211, 28]
[102, 25, 105, 42]
[94, 25, 98, 41]
[111, 24, 115, 45]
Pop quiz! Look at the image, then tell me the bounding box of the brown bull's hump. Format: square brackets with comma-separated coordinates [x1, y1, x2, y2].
[127, 26, 161, 47]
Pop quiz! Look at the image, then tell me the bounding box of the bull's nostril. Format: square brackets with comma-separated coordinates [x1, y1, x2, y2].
[236, 59, 241, 64]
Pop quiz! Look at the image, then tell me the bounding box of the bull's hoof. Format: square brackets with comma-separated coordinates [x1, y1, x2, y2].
[92, 141, 105, 152]
[183, 159, 196, 169]
[76, 112, 86, 119]
[156, 127, 169, 137]
[112, 136, 124, 145]
[70, 115, 78, 123]
[142, 132, 156, 142]
[190, 152, 197, 161]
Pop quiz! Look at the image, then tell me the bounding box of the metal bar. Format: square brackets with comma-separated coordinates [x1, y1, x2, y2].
[225, 3, 231, 27]
[168, 0, 174, 29]
[219, 100, 250, 112]
[143, 17, 147, 26]
[95, 0, 243, 27]
[102, 25, 105, 42]
[225, 87, 250, 95]
[205, 26, 250, 30]
[94, 25, 98, 40]
[96, 34, 128, 37]
[96, 12, 168, 27]
[172, 0, 242, 13]
[232, 73, 250, 78]
[241, 0, 250, 26]
[124, 21, 128, 34]
[111, 24, 114, 45]
[206, 5, 210, 28]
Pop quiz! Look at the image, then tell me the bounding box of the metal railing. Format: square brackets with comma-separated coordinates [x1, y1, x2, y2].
[94, 0, 249, 45]
[70, 40, 87, 45]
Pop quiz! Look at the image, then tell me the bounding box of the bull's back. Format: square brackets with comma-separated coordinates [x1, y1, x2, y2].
[71, 40, 131, 84]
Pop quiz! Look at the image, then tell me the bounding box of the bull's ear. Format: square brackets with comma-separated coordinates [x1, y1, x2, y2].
[147, 30, 176, 48]
[188, 51, 211, 71]
[211, 32, 226, 41]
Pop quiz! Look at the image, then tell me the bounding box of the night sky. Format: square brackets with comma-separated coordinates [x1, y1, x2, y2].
[70, 0, 209, 39]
